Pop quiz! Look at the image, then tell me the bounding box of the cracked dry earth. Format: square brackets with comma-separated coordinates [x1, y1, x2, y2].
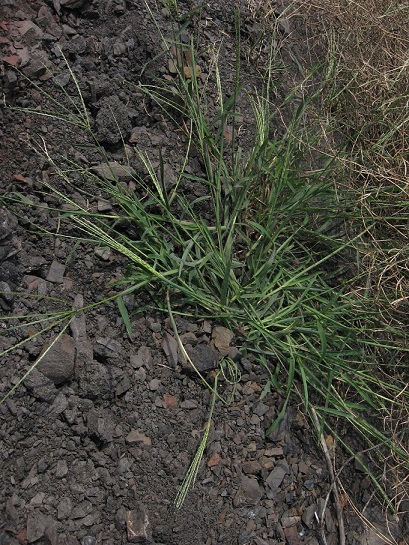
[0, 1, 407, 545]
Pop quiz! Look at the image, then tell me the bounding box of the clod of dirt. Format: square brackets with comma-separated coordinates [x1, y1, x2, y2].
[95, 95, 132, 145]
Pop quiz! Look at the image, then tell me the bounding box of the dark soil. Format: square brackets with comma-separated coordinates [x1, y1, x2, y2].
[0, 1, 406, 545]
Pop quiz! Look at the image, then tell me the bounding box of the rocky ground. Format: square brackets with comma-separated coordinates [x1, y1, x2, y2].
[0, 1, 407, 544]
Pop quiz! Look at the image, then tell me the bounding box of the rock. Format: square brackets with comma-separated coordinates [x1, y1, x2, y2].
[184, 343, 218, 373]
[46, 260, 65, 283]
[266, 459, 289, 491]
[22, 49, 51, 79]
[48, 393, 69, 416]
[86, 408, 114, 444]
[44, 517, 59, 545]
[162, 394, 178, 409]
[130, 346, 152, 369]
[37, 334, 75, 384]
[71, 501, 92, 520]
[95, 337, 122, 358]
[24, 368, 58, 402]
[302, 504, 317, 529]
[148, 378, 160, 391]
[239, 475, 263, 505]
[26, 513, 46, 543]
[60, 0, 87, 8]
[161, 332, 178, 367]
[0, 208, 18, 240]
[283, 525, 301, 545]
[281, 510, 301, 528]
[94, 246, 112, 261]
[57, 497, 72, 520]
[242, 460, 262, 475]
[81, 537, 96, 545]
[126, 430, 151, 447]
[207, 452, 221, 467]
[55, 459, 68, 478]
[15, 20, 43, 47]
[90, 161, 136, 183]
[70, 294, 93, 377]
[211, 326, 234, 356]
[126, 506, 152, 543]
[0, 281, 15, 309]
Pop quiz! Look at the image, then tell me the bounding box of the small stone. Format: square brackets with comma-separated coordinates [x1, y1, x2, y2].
[298, 460, 310, 475]
[302, 504, 317, 529]
[45, 260, 65, 283]
[240, 475, 263, 505]
[30, 492, 45, 506]
[212, 326, 234, 355]
[48, 392, 69, 415]
[281, 510, 301, 528]
[253, 402, 270, 417]
[148, 378, 160, 391]
[266, 460, 289, 491]
[184, 343, 218, 373]
[162, 394, 178, 409]
[71, 501, 92, 520]
[207, 452, 221, 467]
[126, 506, 152, 543]
[57, 497, 72, 520]
[26, 513, 46, 543]
[86, 408, 114, 444]
[126, 430, 151, 447]
[24, 368, 58, 402]
[242, 460, 262, 475]
[91, 161, 136, 183]
[37, 334, 75, 384]
[283, 525, 300, 545]
[0, 208, 18, 240]
[161, 332, 178, 367]
[116, 376, 131, 396]
[15, 20, 43, 46]
[179, 399, 198, 409]
[81, 537, 96, 545]
[0, 281, 15, 309]
[55, 459, 68, 478]
[94, 246, 112, 261]
[97, 199, 112, 212]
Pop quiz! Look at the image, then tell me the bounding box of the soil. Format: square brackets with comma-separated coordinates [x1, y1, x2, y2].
[0, 1, 407, 545]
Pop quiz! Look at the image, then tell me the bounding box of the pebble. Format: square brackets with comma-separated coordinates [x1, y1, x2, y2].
[239, 475, 263, 505]
[211, 326, 234, 355]
[126, 506, 152, 543]
[55, 459, 68, 478]
[0, 207, 18, 240]
[26, 513, 46, 543]
[266, 460, 289, 491]
[24, 368, 58, 402]
[90, 161, 136, 183]
[57, 497, 73, 520]
[161, 332, 178, 367]
[184, 343, 218, 373]
[46, 260, 66, 283]
[126, 430, 152, 446]
[37, 334, 75, 384]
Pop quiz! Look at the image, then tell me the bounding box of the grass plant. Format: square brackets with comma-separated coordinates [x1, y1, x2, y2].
[1, 3, 408, 512]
